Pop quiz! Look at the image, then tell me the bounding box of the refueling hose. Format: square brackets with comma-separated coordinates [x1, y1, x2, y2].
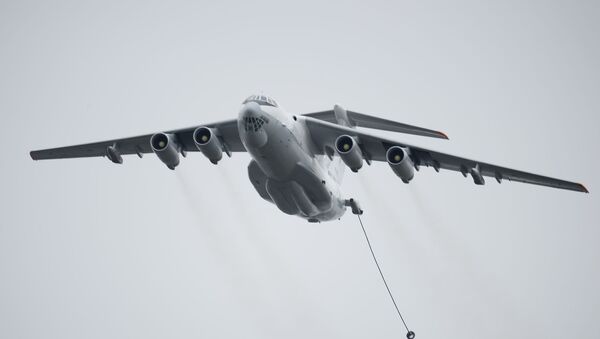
[356, 213, 415, 339]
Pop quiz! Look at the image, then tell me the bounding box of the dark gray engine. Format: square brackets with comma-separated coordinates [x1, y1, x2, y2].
[150, 132, 181, 170]
[335, 135, 363, 172]
[386, 146, 414, 183]
[193, 127, 223, 164]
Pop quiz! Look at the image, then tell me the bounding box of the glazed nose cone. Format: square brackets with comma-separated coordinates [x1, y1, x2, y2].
[238, 102, 268, 148]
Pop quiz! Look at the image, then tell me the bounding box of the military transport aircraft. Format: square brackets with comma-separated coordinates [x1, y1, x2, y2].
[30, 95, 588, 222]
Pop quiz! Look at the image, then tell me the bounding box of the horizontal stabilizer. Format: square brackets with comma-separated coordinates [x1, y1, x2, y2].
[303, 109, 448, 139]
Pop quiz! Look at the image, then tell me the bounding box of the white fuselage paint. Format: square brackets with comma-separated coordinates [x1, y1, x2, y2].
[237, 102, 347, 222]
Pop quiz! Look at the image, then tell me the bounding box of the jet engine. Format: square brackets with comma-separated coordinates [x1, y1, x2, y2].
[193, 127, 223, 164]
[150, 132, 181, 170]
[335, 135, 363, 172]
[386, 146, 414, 183]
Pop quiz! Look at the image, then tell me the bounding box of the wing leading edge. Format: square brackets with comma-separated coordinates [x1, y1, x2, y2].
[302, 116, 588, 193]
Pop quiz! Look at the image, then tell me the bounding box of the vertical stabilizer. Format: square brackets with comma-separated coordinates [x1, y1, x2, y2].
[333, 104, 354, 127]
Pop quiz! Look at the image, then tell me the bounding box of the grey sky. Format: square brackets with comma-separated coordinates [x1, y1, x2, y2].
[1, 0, 599, 338]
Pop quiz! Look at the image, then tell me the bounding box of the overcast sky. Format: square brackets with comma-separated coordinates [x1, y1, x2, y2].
[1, 1, 599, 338]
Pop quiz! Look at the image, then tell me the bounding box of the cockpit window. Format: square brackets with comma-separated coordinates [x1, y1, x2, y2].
[242, 95, 279, 108]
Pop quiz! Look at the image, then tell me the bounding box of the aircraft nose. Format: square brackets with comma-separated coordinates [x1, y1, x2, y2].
[238, 102, 268, 148]
[239, 102, 260, 119]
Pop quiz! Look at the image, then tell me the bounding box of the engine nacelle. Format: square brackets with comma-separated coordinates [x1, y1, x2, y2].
[335, 135, 363, 172]
[150, 132, 180, 170]
[386, 146, 414, 183]
[193, 127, 223, 164]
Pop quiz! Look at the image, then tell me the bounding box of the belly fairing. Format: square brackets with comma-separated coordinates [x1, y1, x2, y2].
[247, 160, 272, 202]
[249, 159, 345, 220]
[264, 162, 333, 218]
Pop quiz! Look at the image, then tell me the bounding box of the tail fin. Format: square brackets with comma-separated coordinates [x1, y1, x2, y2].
[304, 105, 449, 139]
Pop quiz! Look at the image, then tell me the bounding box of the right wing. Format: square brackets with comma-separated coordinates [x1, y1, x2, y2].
[302, 116, 588, 193]
[30, 119, 244, 161]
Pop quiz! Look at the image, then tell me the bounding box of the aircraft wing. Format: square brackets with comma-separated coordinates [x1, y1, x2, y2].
[30, 119, 245, 161]
[303, 107, 448, 139]
[302, 116, 588, 193]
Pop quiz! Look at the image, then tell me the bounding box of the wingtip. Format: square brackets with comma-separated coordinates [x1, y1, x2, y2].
[578, 183, 589, 193]
[30, 150, 38, 160]
[438, 131, 449, 140]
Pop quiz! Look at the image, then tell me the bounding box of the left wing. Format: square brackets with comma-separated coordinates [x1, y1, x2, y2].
[30, 119, 244, 161]
[302, 116, 588, 193]
[303, 107, 448, 139]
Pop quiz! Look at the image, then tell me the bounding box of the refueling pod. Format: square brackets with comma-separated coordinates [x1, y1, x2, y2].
[193, 127, 223, 164]
[150, 132, 181, 170]
[386, 146, 415, 183]
[335, 135, 363, 172]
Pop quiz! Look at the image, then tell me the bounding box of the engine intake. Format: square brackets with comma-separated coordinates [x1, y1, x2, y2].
[335, 135, 363, 172]
[150, 132, 180, 170]
[386, 146, 414, 183]
[193, 127, 223, 164]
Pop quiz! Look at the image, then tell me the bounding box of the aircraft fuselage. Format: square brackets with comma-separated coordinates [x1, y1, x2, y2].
[237, 101, 346, 222]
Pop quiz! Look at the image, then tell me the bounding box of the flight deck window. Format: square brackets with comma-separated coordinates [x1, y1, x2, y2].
[242, 95, 279, 108]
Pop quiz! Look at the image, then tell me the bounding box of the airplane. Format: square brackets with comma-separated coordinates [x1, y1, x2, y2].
[30, 94, 589, 222]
